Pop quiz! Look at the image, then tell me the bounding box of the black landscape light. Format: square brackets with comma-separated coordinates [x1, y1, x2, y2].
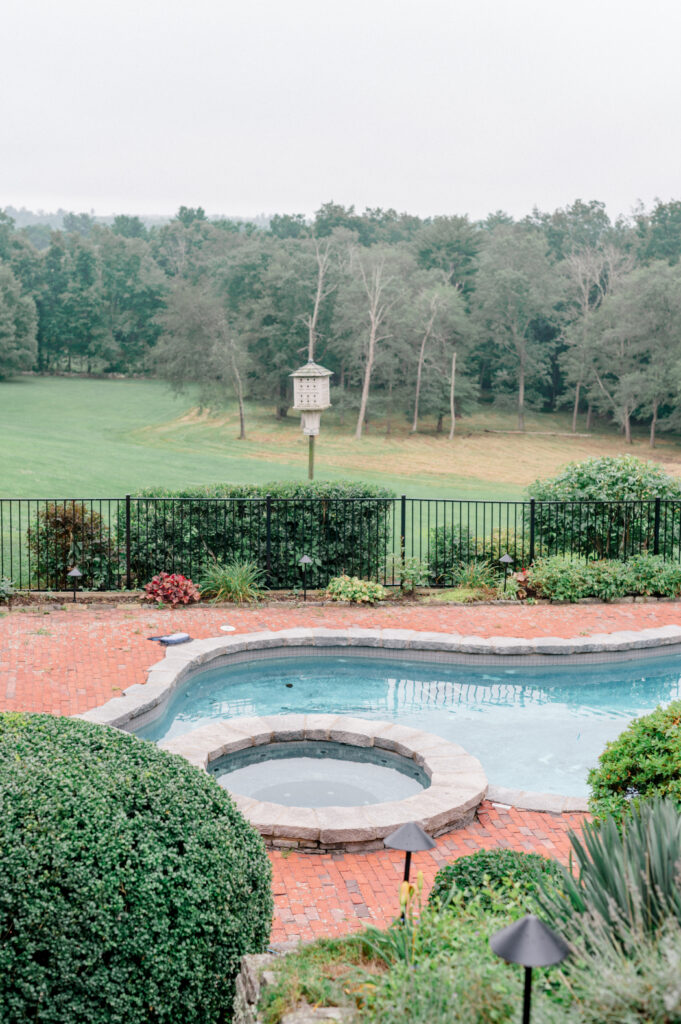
[67, 566, 83, 603]
[490, 914, 569, 1024]
[499, 552, 514, 593]
[384, 821, 436, 884]
[298, 554, 312, 601]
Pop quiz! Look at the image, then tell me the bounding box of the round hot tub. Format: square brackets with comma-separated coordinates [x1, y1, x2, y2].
[161, 714, 487, 852]
[209, 739, 429, 807]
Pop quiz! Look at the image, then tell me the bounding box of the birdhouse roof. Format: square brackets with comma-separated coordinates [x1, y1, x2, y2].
[290, 360, 333, 378]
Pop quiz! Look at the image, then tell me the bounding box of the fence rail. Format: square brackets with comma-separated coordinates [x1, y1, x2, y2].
[2, 495, 680, 592]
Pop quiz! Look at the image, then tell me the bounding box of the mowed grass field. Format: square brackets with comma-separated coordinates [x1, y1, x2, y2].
[5, 376, 681, 498]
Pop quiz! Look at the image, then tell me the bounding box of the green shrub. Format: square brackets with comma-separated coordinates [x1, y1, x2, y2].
[27, 501, 119, 590]
[527, 556, 635, 601]
[326, 574, 387, 604]
[428, 524, 475, 581]
[120, 481, 394, 589]
[385, 554, 430, 593]
[628, 553, 681, 597]
[587, 702, 681, 820]
[0, 713, 273, 1024]
[526, 556, 593, 601]
[428, 849, 562, 911]
[539, 799, 681, 945]
[526, 553, 681, 601]
[528, 455, 681, 559]
[200, 558, 265, 604]
[0, 576, 14, 602]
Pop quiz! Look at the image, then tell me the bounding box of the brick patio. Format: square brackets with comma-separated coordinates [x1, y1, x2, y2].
[3, 600, 673, 941]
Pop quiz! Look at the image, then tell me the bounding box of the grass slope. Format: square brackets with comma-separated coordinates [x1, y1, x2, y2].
[4, 376, 681, 498]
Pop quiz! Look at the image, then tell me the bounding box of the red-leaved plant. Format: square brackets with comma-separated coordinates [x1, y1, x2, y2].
[144, 572, 200, 607]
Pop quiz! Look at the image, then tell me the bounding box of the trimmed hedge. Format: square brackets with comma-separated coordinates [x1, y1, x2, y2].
[120, 480, 395, 588]
[427, 848, 561, 911]
[0, 713, 273, 1024]
[588, 701, 681, 821]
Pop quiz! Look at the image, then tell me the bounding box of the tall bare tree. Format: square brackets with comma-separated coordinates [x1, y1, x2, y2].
[562, 244, 632, 431]
[342, 246, 409, 439]
[302, 238, 337, 362]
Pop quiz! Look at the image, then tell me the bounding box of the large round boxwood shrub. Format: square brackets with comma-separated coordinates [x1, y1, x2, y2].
[588, 701, 681, 821]
[0, 713, 273, 1024]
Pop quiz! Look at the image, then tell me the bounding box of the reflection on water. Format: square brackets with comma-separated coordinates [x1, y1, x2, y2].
[136, 655, 681, 797]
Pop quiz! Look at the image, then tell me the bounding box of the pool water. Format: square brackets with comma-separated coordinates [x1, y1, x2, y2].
[209, 740, 427, 806]
[135, 654, 681, 796]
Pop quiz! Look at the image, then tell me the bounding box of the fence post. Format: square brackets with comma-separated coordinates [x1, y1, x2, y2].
[265, 494, 272, 583]
[125, 494, 131, 590]
[653, 497, 661, 556]
[400, 495, 407, 568]
[529, 498, 536, 564]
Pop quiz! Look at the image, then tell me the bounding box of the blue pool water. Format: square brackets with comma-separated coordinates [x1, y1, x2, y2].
[135, 654, 681, 796]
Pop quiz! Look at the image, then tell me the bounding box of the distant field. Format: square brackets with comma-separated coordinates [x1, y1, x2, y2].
[4, 376, 681, 498]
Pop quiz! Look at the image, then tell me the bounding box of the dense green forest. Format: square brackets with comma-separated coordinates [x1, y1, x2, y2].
[3, 198, 681, 446]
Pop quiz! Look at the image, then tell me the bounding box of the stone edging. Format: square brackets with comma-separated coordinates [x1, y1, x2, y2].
[78, 622, 681, 814]
[234, 952, 355, 1024]
[160, 715, 487, 852]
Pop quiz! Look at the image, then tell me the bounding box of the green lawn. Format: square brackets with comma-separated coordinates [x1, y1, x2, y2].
[0, 377, 521, 499]
[4, 375, 681, 500]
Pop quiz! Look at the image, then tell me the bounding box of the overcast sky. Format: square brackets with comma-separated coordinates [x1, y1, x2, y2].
[2, 0, 680, 222]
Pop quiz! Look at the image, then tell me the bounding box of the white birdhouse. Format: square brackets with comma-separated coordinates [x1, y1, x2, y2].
[290, 360, 332, 436]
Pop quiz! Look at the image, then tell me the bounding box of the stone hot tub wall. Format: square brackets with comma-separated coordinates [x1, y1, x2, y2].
[161, 715, 488, 853]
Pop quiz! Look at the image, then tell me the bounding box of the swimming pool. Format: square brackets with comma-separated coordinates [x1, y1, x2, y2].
[135, 653, 681, 797]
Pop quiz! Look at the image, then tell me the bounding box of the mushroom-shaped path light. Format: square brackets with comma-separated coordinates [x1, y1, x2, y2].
[490, 915, 569, 1024]
[384, 821, 436, 883]
[290, 361, 333, 480]
[499, 552, 514, 592]
[67, 566, 83, 603]
[298, 554, 313, 601]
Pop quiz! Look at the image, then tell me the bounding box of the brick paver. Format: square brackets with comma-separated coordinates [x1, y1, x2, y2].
[269, 800, 583, 943]
[3, 600, 666, 941]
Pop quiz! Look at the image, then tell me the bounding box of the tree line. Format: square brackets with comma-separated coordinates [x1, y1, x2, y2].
[3, 198, 681, 444]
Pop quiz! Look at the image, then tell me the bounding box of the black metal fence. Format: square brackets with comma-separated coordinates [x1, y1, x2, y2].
[2, 495, 680, 592]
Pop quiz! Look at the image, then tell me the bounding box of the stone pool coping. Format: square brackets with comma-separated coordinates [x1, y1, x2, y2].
[78, 623, 681, 814]
[160, 714, 488, 852]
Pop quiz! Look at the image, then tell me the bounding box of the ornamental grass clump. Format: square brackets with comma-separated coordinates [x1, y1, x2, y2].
[199, 558, 265, 604]
[0, 713, 273, 1024]
[538, 798, 681, 945]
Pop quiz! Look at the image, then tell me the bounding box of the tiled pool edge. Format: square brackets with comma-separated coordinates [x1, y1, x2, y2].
[78, 623, 681, 814]
[160, 715, 488, 852]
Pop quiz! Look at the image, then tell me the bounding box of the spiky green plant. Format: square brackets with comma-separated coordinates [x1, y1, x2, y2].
[199, 559, 265, 604]
[539, 798, 681, 945]
[448, 560, 496, 589]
